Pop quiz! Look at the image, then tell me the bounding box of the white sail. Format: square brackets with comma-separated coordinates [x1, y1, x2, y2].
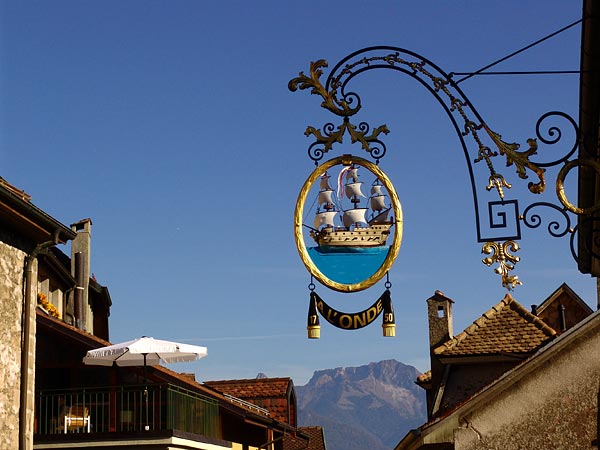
[319, 174, 332, 190]
[370, 195, 387, 211]
[369, 208, 392, 224]
[343, 208, 368, 228]
[318, 190, 335, 206]
[345, 167, 359, 183]
[345, 182, 365, 199]
[371, 184, 384, 196]
[314, 211, 337, 230]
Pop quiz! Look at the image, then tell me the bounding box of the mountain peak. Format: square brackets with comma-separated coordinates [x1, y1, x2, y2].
[297, 359, 426, 450]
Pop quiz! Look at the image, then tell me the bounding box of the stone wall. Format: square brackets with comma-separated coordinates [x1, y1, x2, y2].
[0, 233, 28, 449]
[453, 314, 600, 450]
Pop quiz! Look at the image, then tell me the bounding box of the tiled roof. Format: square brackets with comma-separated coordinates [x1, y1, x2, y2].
[204, 378, 293, 423]
[0, 176, 31, 201]
[204, 377, 291, 398]
[434, 293, 556, 356]
[283, 427, 327, 450]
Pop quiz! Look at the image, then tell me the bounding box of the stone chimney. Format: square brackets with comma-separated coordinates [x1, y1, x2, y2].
[427, 290, 454, 349]
[71, 218, 92, 332]
[425, 290, 455, 420]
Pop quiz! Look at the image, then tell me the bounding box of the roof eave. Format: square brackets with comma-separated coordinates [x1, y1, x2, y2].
[437, 352, 532, 364]
[0, 184, 76, 245]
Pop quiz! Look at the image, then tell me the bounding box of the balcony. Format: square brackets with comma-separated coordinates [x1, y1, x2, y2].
[35, 384, 219, 438]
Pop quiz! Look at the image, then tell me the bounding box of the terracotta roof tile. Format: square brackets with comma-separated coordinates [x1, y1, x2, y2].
[283, 427, 327, 450]
[204, 377, 293, 423]
[204, 377, 291, 398]
[434, 293, 556, 356]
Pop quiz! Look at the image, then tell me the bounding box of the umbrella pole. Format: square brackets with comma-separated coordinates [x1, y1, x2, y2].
[143, 353, 149, 431]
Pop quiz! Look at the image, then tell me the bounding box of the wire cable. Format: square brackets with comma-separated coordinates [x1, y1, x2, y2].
[452, 70, 581, 77]
[454, 18, 583, 84]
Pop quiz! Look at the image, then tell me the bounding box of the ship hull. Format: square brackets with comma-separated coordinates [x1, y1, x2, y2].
[310, 223, 392, 249]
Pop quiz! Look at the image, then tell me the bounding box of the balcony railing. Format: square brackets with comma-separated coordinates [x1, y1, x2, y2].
[36, 384, 220, 438]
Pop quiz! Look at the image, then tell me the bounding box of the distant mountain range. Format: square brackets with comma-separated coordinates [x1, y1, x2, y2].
[296, 359, 426, 450]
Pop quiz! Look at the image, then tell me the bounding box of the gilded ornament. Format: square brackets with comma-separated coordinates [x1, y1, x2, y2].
[482, 241, 523, 290]
[556, 158, 600, 215]
[288, 60, 359, 117]
[483, 126, 546, 194]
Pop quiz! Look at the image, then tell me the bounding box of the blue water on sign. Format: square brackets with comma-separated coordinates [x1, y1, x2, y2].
[308, 246, 390, 284]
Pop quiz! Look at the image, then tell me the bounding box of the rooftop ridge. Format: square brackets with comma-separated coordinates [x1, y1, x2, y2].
[222, 393, 270, 416]
[507, 295, 557, 337]
[205, 377, 291, 384]
[433, 293, 556, 356]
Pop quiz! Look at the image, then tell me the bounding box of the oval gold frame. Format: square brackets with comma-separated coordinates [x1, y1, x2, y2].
[294, 155, 403, 292]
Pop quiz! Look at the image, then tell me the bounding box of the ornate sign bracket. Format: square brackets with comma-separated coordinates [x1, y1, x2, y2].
[290, 46, 593, 289]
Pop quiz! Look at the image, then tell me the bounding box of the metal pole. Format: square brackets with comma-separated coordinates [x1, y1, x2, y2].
[143, 354, 149, 430]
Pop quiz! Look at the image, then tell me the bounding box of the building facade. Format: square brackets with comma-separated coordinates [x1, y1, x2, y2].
[396, 286, 597, 450]
[0, 178, 76, 450]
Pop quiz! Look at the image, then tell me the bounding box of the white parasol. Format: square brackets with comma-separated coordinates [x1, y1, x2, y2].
[82, 336, 208, 368]
[82, 336, 207, 430]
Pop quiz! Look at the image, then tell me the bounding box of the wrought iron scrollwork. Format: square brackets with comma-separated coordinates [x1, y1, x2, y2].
[304, 118, 389, 164]
[290, 47, 546, 198]
[290, 46, 596, 288]
[533, 111, 579, 166]
[521, 202, 573, 238]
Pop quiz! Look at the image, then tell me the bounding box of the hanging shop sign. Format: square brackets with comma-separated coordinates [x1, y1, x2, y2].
[307, 290, 395, 338]
[294, 155, 403, 293]
[290, 59, 405, 338]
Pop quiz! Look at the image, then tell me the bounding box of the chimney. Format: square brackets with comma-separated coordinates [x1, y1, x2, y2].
[71, 218, 92, 332]
[427, 290, 454, 349]
[425, 291, 455, 420]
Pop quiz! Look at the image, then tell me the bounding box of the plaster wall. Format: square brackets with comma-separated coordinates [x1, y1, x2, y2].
[453, 318, 600, 450]
[0, 235, 28, 449]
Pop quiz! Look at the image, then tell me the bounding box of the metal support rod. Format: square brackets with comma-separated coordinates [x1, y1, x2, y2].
[455, 18, 583, 83]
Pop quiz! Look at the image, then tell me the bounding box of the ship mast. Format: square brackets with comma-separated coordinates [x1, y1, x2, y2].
[342, 165, 367, 229]
[369, 178, 392, 224]
[314, 172, 338, 230]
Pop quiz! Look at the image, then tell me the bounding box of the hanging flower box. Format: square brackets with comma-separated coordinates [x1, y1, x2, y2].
[37, 292, 60, 319]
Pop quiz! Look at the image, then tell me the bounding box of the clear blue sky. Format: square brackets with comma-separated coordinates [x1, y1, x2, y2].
[1, 1, 593, 385]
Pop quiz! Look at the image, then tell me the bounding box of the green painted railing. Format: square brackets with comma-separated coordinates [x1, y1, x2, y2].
[36, 384, 220, 438]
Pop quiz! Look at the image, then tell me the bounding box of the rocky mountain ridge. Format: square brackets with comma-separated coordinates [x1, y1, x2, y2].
[296, 359, 426, 450]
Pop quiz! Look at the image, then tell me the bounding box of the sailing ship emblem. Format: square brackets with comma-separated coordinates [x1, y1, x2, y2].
[310, 164, 394, 252]
[295, 155, 402, 291]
